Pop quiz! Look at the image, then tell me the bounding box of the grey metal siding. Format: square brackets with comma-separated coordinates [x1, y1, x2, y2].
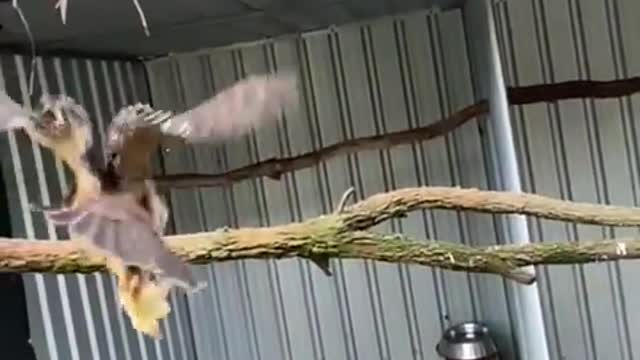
[146, 8, 521, 360]
[0, 55, 195, 360]
[9, 1, 639, 359]
[494, 0, 640, 359]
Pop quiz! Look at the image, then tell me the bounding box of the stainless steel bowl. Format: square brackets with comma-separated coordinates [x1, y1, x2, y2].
[436, 322, 498, 360]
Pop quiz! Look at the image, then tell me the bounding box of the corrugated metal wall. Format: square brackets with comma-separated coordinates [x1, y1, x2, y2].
[146, 8, 524, 360]
[6, 0, 640, 359]
[494, 0, 640, 359]
[0, 55, 198, 360]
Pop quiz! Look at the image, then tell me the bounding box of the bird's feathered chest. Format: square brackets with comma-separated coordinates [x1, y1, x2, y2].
[63, 151, 151, 211]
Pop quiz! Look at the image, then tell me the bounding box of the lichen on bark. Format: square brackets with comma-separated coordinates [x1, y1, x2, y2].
[2, 186, 640, 285]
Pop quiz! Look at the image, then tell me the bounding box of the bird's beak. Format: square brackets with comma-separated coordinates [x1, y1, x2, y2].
[54, 108, 65, 127]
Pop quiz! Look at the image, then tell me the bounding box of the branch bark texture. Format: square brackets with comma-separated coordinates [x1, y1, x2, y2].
[4, 186, 640, 284]
[155, 77, 640, 190]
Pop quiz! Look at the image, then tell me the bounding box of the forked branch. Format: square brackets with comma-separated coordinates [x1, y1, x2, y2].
[3, 186, 640, 284]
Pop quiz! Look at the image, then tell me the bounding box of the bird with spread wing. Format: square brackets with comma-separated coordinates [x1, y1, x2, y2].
[0, 71, 298, 336]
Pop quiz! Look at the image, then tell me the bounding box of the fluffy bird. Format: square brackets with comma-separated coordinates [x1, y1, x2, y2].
[0, 71, 298, 291]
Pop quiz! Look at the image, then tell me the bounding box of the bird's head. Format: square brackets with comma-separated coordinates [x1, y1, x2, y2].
[32, 94, 94, 150]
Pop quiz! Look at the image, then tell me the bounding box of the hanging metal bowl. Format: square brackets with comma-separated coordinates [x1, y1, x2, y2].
[436, 321, 499, 360]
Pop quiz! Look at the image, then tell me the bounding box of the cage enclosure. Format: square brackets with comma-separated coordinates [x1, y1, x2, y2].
[0, 1, 639, 360]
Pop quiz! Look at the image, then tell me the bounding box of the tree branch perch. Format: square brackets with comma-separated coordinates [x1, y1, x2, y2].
[342, 187, 640, 228]
[4, 186, 640, 284]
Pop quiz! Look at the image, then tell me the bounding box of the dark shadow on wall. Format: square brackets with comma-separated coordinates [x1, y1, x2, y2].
[0, 163, 37, 359]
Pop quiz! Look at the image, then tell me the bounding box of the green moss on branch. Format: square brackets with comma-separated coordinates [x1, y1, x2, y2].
[2, 186, 640, 284]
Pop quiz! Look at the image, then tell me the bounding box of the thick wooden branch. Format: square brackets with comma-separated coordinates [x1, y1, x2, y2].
[3, 227, 640, 284]
[343, 187, 640, 229]
[3, 186, 640, 284]
[155, 77, 640, 190]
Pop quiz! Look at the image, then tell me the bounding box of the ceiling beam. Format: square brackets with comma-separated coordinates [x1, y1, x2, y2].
[0, 42, 143, 61]
[236, 0, 322, 31]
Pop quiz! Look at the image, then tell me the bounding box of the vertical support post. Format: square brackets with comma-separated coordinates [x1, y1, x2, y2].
[462, 1, 550, 359]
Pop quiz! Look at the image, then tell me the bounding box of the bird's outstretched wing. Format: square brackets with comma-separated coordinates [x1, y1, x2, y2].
[0, 91, 194, 289]
[155, 71, 298, 142]
[0, 91, 32, 132]
[0, 91, 95, 163]
[0, 91, 100, 211]
[106, 71, 299, 181]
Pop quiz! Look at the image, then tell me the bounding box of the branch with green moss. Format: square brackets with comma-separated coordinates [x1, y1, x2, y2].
[2, 186, 640, 284]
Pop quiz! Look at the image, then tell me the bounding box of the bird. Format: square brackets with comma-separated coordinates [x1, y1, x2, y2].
[0, 71, 299, 291]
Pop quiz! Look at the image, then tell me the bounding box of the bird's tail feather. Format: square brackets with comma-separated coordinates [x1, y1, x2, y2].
[44, 194, 197, 290]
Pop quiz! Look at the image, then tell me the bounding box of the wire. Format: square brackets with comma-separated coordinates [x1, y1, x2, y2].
[12, 0, 36, 97]
[55, 0, 69, 25]
[132, 0, 150, 36]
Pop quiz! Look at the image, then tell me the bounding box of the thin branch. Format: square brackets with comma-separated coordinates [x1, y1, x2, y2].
[54, 0, 68, 25]
[2, 186, 640, 284]
[155, 101, 488, 189]
[334, 186, 356, 214]
[155, 77, 640, 190]
[12, 0, 36, 95]
[507, 77, 640, 102]
[131, 0, 151, 36]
